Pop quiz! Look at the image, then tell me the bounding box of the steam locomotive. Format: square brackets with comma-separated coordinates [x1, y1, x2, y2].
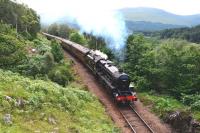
[43, 33, 137, 104]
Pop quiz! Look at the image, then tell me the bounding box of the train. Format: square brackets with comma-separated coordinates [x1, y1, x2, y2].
[43, 33, 137, 104]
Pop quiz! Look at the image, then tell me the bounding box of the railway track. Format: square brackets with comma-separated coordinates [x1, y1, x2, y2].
[119, 104, 155, 133]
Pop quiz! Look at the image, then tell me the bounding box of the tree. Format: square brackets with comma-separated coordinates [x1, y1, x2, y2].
[69, 32, 87, 45]
[0, 34, 26, 68]
[0, 0, 40, 37]
[51, 40, 64, 63]
[124, 34, 200, 99]
[47, 23, 59, 36]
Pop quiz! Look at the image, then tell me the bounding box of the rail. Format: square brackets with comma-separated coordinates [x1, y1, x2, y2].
[119, 104, 155, 133]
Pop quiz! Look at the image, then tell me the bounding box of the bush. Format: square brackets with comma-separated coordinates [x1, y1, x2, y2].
[48, 63, 74, 86]
[19, 52, 54, 78]
[182, 94, 200, 111]
[69, 32, 87, 45]
[139, 93, 185, 118]
[0, 34, 26, 67]
[0, 22, 15, 35]
[33, 39, 51, 54]
[51, 40, 64, 63]
[191, 101, 200, 111]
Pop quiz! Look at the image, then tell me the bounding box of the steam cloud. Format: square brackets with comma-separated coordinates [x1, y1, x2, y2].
[21, 0, 128, 57]
[62, 1, 127, 56]
[68, 10, 127, 52]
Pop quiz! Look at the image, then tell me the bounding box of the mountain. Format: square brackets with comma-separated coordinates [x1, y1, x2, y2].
[125, 21, 185, 32]
[120, 7, 200, 26]
[152, 25, 200, 44]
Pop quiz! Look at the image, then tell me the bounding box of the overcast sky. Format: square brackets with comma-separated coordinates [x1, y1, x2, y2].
[17, 0, 200, 16]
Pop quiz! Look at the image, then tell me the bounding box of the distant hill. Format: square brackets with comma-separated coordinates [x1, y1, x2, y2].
[125, 21, 185, 32]
[151, 25, 200, 44]
[120, 7, 200, 26]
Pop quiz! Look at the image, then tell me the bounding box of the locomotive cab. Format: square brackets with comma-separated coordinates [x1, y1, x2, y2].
[115, 74, 137, 103]
[118, 74, 130, 91]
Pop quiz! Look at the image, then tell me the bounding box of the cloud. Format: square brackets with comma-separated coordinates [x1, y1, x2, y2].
[18, 0, 128, 55]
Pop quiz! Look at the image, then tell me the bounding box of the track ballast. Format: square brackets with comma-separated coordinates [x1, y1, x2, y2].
[119, 104, 155, 133]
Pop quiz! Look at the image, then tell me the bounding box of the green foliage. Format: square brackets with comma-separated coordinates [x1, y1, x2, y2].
[124, 34, 200, 121]
[33, 35, 52, 54]
[124, 34, 153, 83]
[0, 34, 26, 67]
[0, 22, 15, 35]
[139, 93, 186, 118]
[139, 92, 200, 121]
[0, 0, 40, 37]
[0, 69, 118, 132]
[152, 25, 200, 44]
[124, 35, 200, 98]
[21, 55, 45, 77]
[0, 23, 73, 87]
[51, 40, 64, 63]
[45, 23, 72, 39]
[69, 32, 87, 45]
[182, 94, 200, 111]
[48, 63, 74, 86]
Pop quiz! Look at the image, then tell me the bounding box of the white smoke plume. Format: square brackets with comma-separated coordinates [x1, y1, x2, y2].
[18, 0, 128, 55]
[57, 0, 128, 53]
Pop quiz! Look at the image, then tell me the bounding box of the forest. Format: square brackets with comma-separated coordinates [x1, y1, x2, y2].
[151, 24, 200, 43]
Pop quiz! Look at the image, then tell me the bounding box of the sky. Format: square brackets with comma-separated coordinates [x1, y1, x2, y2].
[17, 0, 200, 16]
[15, 0, 200, 57]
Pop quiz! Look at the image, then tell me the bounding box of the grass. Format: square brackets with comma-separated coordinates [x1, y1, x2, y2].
[138, 92, 200, 121]
[0, 69, 119, 133]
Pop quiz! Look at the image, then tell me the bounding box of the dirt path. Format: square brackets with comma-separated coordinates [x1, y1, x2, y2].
[64, 50, 173, 133]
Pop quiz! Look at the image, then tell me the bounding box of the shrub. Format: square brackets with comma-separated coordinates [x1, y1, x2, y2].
[0, 34, 26, 68]
[139, 93, 185, 118]
[191, 101, 200, 111]
[51, 40, 64, 63]
[42, 52, 54, 73]
[33, 39, 51, 54]
[69, 32, 87, 45]
[182, 94, 200, 111]
[19, 52, 54, 78]
[48, 63, 74, 86]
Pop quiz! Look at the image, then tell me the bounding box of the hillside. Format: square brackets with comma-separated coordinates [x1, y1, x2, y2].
[0, 69, 117, 132]
[120, 7, 200, 26]
[125, 21, 184, 32]
[151, 24, 200, 43]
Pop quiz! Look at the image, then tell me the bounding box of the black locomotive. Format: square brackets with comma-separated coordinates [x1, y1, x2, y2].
[43, 33, 137, 104]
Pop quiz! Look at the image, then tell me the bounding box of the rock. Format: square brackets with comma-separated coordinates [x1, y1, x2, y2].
[31, 48, 36, 53]
[3, 114, 12, 125]
[49, 127, 59, 133]
[48, 117, 57, 125]
[191, 120, 200, 133]
[5, 96, 12, 102]
[165, 111, 200, 133]
[54, 127, 59, 130]
[15, 98, 26, 108]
